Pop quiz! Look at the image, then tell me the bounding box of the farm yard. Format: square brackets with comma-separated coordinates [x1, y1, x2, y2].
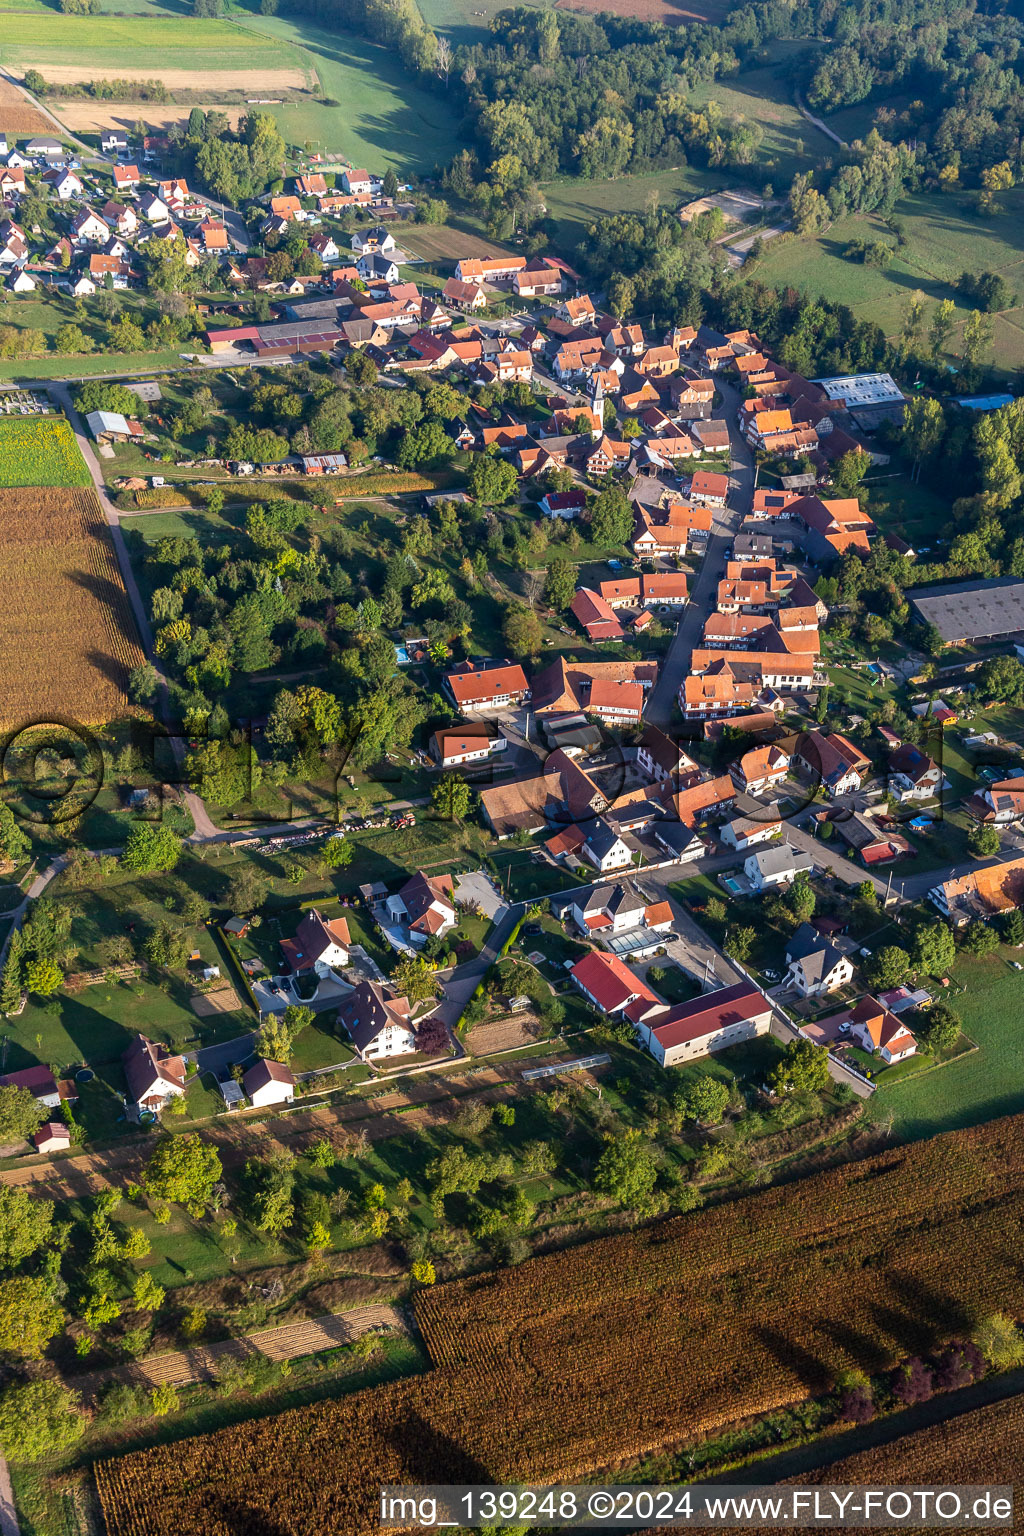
[92, 1111, 1024, 1536]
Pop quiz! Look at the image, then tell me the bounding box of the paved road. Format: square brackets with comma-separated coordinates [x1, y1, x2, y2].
[647, 374, 754, 727]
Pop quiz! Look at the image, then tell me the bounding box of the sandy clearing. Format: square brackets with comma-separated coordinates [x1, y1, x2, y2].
[33, 64, 308, 89]
[192, 985, 244, 1018]
[51, 100, 249, 132]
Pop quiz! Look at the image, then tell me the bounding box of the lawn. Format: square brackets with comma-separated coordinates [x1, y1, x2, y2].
[0, 415, 90, 486]
[232, 15, 461, 173]
[754, 187, 1024, 371]
[875, 948, 1024, 1139]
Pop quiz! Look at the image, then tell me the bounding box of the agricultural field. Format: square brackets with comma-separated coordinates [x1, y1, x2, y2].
[0, 14, 293, 73]
[0, 483, 144, 727]
[789, 1392, 1024, 1490]
[94, 1111, 1024, 1535]
[0, 415, 91, 488]
[0, 72, 50, 133]
[400, 225, 514, 265]
[754, 188, 1024, 370]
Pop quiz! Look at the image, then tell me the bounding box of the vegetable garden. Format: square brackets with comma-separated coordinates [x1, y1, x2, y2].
[96, 1111, 1024, 1535]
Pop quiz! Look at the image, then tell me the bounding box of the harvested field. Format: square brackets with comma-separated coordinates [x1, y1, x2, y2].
[95, 1111, 1024, 1536]
[51, 101, 247, 133]
[0, 487, 144, 727]
[556, 0, 731, 22]
[0, 74, 51, 134]
[191, 987, 243, 1018]
[35, 64, 308, 91]
[400, 225, 513, 264]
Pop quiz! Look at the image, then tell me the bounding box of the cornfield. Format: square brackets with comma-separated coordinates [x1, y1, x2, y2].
[96, 1113, 1024, 1536]
[788, 1393, 1024, 1504]
[0, 487, 144, 727]
[0, 417, 92, 488]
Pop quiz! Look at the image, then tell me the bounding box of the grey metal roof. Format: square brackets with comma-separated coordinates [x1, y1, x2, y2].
[909, 577, 1024, 643]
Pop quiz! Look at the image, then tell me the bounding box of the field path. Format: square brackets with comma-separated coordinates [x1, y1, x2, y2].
[48, 382, 219, 838]
[69, 1302, 405, 1400]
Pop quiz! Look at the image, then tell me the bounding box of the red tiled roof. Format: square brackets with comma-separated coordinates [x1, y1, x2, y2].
[571, 950, 659, 1014]
[648, 979, 769, 1050]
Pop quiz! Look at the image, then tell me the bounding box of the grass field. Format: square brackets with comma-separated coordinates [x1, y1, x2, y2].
[217, 15, 461, 172]
[754, 187, 1024, 371]
[687, 55, 837, 187]
[876, 949, 1024, 1139]
[541, 166, 712, 250]
[0, 415, 90, 486]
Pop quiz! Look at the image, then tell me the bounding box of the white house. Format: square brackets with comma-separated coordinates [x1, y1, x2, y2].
[101, 130, 129, 155]
[843, 995, 917, 1064]
[634, 979, 773, 1068]
[744, 842, 814, 891]
[356, 250, 399, 285]
[6, 269, 35, 294]
[351, 224, 395, 255]
[887, 742, 943, 803]
[341, 168, 372, 196]
[731, 744, 790, 795]
[429, 724, 507, 769]
[122, 1033, 186, 1116]
[721, 809, 782, 852]
[337, 980, 418, 1061]
[783, 923, 854, 998]
[34, 1122, 71, 1154]
[70, 207, 110, 245]
[139, 192, 170, 224]
[309, 231, 340, 262]
[386, 869, 456, 943]
[0, 1064, 62, 1110]
[280, 908, 350, 979]
[567, 882, 673, 945]
[45, 168, 82, 201]
[582, 818, 633, 872]
[243, 1057, 296, 1107]
[69, 274, 96, 296]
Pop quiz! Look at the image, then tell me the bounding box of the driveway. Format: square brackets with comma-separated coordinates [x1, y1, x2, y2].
[454, 870, 509, 922]
[193, 1033, 257, 1076]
